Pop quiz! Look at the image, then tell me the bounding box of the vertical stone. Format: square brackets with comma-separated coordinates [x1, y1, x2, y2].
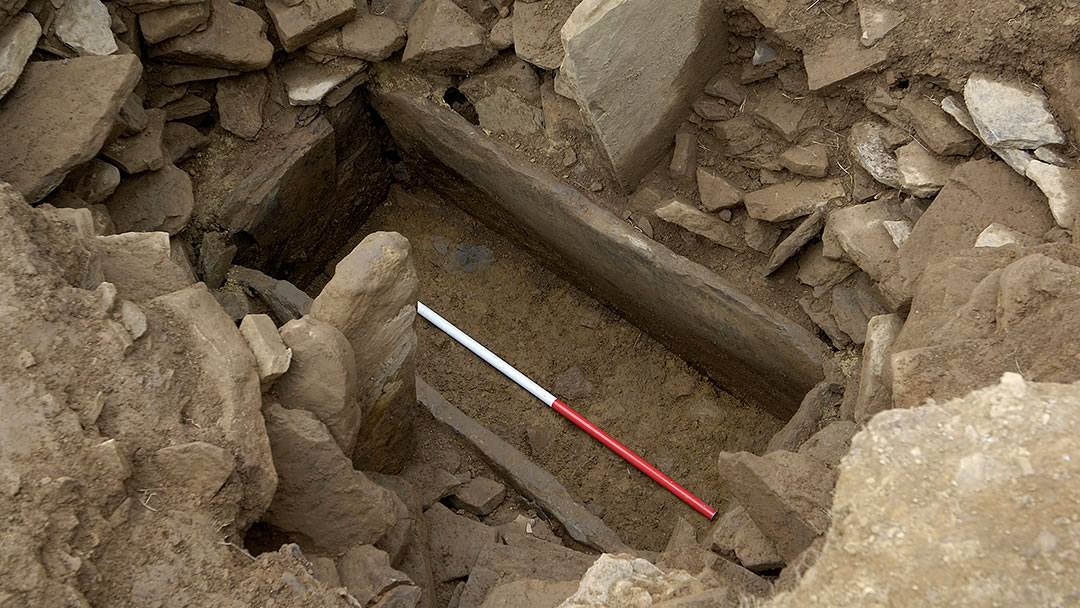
[311, 232, 419, 473]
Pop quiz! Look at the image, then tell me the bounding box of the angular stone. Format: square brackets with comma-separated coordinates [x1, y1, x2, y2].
[280, 56, 367, 106]
[458, 537, 596, 607]
[240, 314, 292, 389]
[230, 266, 313, 324]
[162, 121, 208, 163]
[118, 93, 150, 137]
[797, 420, 856, 468]
[163, 94, 211, 120]
[1034, 146, 1072, 167]
[656, 199, 742, 251]
[964, 73, 1065, 149]
[692, 96, 735, 121]
[263, 402, 397, 554]
[274, 317, 360, 454]
[400, 464, 465, 509]
[402, 0, 494, 72]
[425, 503, 499, 582]
[853, 313, 902, 424]
[489, 16, 513, 50]
[0, 55, 141, 202]
[448, 477, 505, 516]
[155, 63, 241, 85]
[98, 232, 193, 301]
[975, 222, 1036, 248]
[704, 73, 747, 105]
[767, 381, 834, 454]
[743, 217, 781, 254]
[848, 119, 904, 189]
[115, 0, 203, 13]
[697, 168, 743, 211]
[196, 233, 234, 289]
[150, 285, 275, 528]
[153, 441, 236, 498]
[512, 0, 573, 70]
[895, 142, 955, 198]
[803, 35, 887, 90]
[311, 232, 418, 473]
[765, 207, 825, 275]
[898, 94, 977, 156]
[716, 450, 835, 564]
[266, 0, 355, 52]
[102, 108, 167, 174]
[831, 284, 869, 344]
[309, 12, 407, 61]
[417, 379, 631, 553]
[826, 197, 902, 286]
[744, 178, 846, 223]
[214, 71, 267, 140]
[558, 554, 709, 608]
[337, 545, 413, 607]
[796, 242, 857, 292]
[139, 1, 210, 44]
[559, 0, 727, 191]
[858, 1, 903, 47]
[780, 143, 829, 178]
[149, 0, 274, 71]
[0, 13, 39, 100]
[471, 88, 543, 135]
[708, 505, 784, 571]
[754, 90, 808, 141]
[106, 163, 193, 234]
[1025, 161, 1080, 231]
[668, 132, 697, 181]
[54, 0, 117, 56]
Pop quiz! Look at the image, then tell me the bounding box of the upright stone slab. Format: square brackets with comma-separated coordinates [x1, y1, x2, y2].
[0, 55, 142, 203]
[311, 232, 418, 473]
[559, 0, 727, 190]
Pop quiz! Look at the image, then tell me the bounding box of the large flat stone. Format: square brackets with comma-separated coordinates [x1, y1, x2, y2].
[402, 0, 494, 72]
[309, 12, 407, 61]
[54, 0, 117, 56]
[964, 72, 1065, 149]
[0, 55, 142, 203]
[425, 503, 499, 582]
[417, 378, 631, 554]
[265, 0, 356, 52]
[0, 13, 39, 100]
[149, 0, 274, 71]
[803, 35, 887, 90]
[558, 0, 727, 190]
[279, 56, 367, 106]
[744, 178, 846, 223]
[371, 67, 825, 417]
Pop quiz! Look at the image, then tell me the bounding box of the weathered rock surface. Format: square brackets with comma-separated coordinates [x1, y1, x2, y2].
[263, 402, 396, 554]
[215, 71, 268, 139]
[857, 1, 904, 46]
[54, 0, 117, 56]
[197, 232, 235, 289]
[311, 231, 418, 473]
[558, 554, 710, 608]
[697, 168, 743, 211]
[274, 316, 361, 454]
[803, 35, 887, 90]
[848, 119, 904, 189]
[61, 158, 121, 204]
[1025, 160, 1080, 231]
[0, 13, 39, 100]
[149, 0, 274, 71]
[895, 141, 956, 198]
[964, 73, 1065, 149]
[309, 12, 407, 61]
[139, 2, 211, 44]
[898, 94, 978, 156]
[767, 381, 835, 453]
[164, 94, 212, 120]
[797, 421, 856, 469]
[153, 441, 236, 498]
[512, 0, 573, 70]
[780, 143, 829, 177]
[417, 379, 631, 554]
[230, 266, 313, 324]
[462, 538, 596, 607]
[102, 108, 167, 174]
[98, 231, 193, 301]
[708, 505, 784, 571]
[280, 56, 367, 106]
[425, 502, 499, 582]
[769, 375, 1080, 607]
[448, 477, 506, 516]
[852, 313, 902, 424]
[744, 178, 845, 223]
[266, 0, 355, 52]
[0, 55, 141, 202]
[975, 222, 1036, 248]
[105, 163, 193, 234]
[239, 314, 292, 389]
[558, 0, 727, 190]
[656, 199, 742, 251]
[402, 0, 494, 72]
[163, 121, 209, 162]
[337, 544, 414, 606]
[754, 90, 809, 142]
[669, 132, 698, 181]
[716, 450, 836, 564]
[764, 208, 825, 275]
[826, 196, 904, 287]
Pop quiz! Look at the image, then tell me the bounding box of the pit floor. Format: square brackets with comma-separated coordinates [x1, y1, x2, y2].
[343, 185, 784, 552]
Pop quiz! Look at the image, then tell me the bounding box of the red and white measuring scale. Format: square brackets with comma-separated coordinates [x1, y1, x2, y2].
[417, 301, 718, 521]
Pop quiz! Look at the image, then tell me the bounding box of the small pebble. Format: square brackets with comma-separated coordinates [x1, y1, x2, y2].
[589, 181, 604, 192]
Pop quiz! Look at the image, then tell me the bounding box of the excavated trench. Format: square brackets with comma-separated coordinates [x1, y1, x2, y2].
[226, 79, 825, 560]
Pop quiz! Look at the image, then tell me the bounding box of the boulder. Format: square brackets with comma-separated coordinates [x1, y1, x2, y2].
[964, 73, 1065, 149]
[265, 0, 355, 52]
[150, 285, 277, 528]
[715, 450, 836, 564]
[768, 375, 1080, 607]
[512, 0, 574, 70]
[139, 2, 211, 44]
[54, 0, 117, 56]
[149, 0, 274, 71]
[239, 314, 292, 390]
[105, 163, 193, 234]
[0, 13, 39, 100]
[273, 317, 360, 454]
[263, 402, 397, 554]
[402, 0, 495, 72]
[311, 232, 418, 473]
[102, 108, 167, 174]
[655, 199, 742, 251]
[0, 55, 141, 203]
[424, 503, 499, 582]
[309, 12, 407, 61]
[558, 0, 727, 190]
[744, 178, 846, 223]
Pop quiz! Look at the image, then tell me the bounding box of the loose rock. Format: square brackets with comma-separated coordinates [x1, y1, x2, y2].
[102, 108, 167, 174]
[448, 477, 506, 516]
[54, 0, 117, 56]
[280, 56, 367, 106]
[964, 73, 1065, 149]
[425, 502, 499, 582]
[656, 199, 742, 250]
[848, 119, 904, 189]
[402, 0, 495, 72]
[754, 90, 808, 141]
[216, 71, 267, 140]
[153, 441, 236, 498]
[744, 217, 782, 253]
[139, 2, 211, 44]
[239, 314, 292, 390]
[149, 0, 274, 71]
[265, 0, 355, 52]
[895, 141, 956, 198]
[105, 163, 193, 234]
[163, 94, 212, 120]
[309, 12, 407, 61]
[1025, 161, 1080, 230]
[803, 35, 888, 90]
[697, 168, 743, 211]
[780, 143, 829, 178]
[0, 13, 40, 100]
[764, 207, 825, 275]
[897, 94, 977, 156]
[975, 223, 1035, 248]
[162, 121, 209, 163]
[857, 1, 904, 47]
[337, 545, 414, 607]
[668, 132, 697, 182]
[744, 178, 846, 222]
[512, 0, 574, 70]
[853, 313, 902, 424]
